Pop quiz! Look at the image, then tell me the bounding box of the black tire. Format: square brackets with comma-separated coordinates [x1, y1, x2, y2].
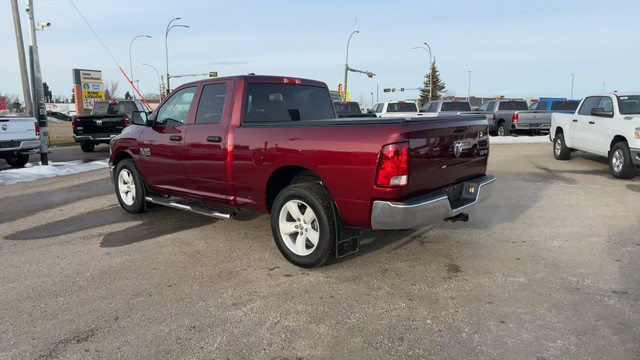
[5, 153, 30, 168]
[609, 142, 635, 179]
[114, 159, 146, 213]
[270, 183, 336, 268]
[497, 122, 509, 136]
[553, 133, 571, 160]
[80, 142, 95, 152]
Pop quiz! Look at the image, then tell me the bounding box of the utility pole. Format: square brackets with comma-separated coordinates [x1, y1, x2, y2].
[26, 0, 49, 165]
[467, 70, 472, 101]
[10, 0, 32, 116]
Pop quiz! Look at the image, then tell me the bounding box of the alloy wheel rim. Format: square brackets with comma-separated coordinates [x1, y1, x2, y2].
[118, 169, 136, 206]
[498, 126, 504, 136]
[555, 138, 562, 155]
[278, 199, 319, 256]
[612, 149, 624, 173]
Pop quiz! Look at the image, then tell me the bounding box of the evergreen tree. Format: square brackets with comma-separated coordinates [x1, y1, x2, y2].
[419, 57, 446, 104]
[124, 91, 132, 100]
[42, 82, 53, 102]
[104, 89, 111, 100]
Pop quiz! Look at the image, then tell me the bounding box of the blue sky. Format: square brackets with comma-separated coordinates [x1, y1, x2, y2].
[1, 0, 639, 106]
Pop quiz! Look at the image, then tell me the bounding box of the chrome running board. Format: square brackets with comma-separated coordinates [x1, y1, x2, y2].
[145, 196, 234, 220]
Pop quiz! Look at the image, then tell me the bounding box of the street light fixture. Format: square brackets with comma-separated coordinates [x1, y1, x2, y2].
[165, 17, 189, 95]
[412, 42, 432, 101]
[129, 34, 151, 99]
[142, 63, 163, 101]
[571, 73, 575, 99]
[343, 29, 359, 102]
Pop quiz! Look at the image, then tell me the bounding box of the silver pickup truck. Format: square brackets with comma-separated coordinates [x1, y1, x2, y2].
[0, 115, 41, 168]
[420, 100, 493, 123]
[469, 99, 552, 136]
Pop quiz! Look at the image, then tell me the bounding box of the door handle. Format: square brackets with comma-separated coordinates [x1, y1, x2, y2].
[572, 119, 578, 122]
[169, 135, 182, 141]
[206, 136, 222, 143]
[588, 121, 595, 125]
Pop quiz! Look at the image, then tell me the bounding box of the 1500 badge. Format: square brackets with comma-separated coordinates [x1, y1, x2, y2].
[140, 148, 151, 157]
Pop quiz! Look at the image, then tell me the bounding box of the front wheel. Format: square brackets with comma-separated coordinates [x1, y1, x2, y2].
[5, 153, 30, 168]
[270, 183, 336, 268]
[553, 133, 571, 160]
[114, 159, 146, 213]
[80, 142, 95, 152]
[609, 142, 635, 179]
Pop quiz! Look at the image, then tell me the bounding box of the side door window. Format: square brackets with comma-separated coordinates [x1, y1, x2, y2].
[155, 87, 197, 125]
[537, 101, 548, 110]
[597, 97, 613, 113]
[477, 102, 488, 111]
[578, 96, 601, 116]
[529, 102, 539, 110]
[195, 83, 227, 124]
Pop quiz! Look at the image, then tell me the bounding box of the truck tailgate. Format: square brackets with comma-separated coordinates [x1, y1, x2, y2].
[406, 117, 489, 195]
[75, 115, 126, 134]
[514, 110, 552, 128]
[0, 117, 38, 143]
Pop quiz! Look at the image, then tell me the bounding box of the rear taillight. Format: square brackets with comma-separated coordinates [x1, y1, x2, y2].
[512, 113, 519, 123]
[376, 142, 408, 188]
[123, 115, 130, 127]
[72, 117, 77, 130]
[35, 122, 40, 136]
[492, 114, 496, 123]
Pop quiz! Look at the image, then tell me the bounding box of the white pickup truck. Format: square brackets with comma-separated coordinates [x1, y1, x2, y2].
[369, 100, 422, 118]
[550, 93, 640, 179]
[0, 115, 41, 168]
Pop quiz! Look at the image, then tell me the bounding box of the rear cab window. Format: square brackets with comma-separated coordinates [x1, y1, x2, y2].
[498, 101, 528, 111]
[243, 83, 334, 123]
[441, 102, 471, 111]
[387, 102, 418, 112]
[550, 101, 579, 111]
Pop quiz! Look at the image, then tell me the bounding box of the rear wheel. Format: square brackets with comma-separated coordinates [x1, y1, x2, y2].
[497, 122, 509, 136]
[114, 159, 146, 213]
[609, 142, 635, 179]
[5, 153, 30, 168]
[80, 142, 95, 152]
[553, 133, 571, 160]
[271, 183, 336, 268]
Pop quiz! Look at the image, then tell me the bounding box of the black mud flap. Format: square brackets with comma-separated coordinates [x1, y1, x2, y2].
[333, 203, 361, 258]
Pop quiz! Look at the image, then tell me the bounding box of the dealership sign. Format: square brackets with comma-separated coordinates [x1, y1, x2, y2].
[72, 68, 105, 113]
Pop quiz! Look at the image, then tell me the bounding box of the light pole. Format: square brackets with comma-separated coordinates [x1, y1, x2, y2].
[165, 17, 189, 95]
[129, 35, 151, 99]
[343, 29, 359, 102]
[467, 70, 472, 101]
[142, 63, 163, 100]
[412, 42, 432, 101]
[602, 82, 606, 93]
[570, 73, 575, 99]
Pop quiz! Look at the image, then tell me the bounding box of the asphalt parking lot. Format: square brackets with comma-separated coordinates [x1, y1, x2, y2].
[0, 143, 638, 359]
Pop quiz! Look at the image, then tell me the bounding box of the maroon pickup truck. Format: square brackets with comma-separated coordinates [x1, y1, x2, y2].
[109, 75, 495, 267]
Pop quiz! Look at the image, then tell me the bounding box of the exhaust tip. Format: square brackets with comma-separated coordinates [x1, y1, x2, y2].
[444, 213, 469, 223]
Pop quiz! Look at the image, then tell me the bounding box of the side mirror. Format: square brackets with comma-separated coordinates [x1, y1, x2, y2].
[591, 108, 613, 117]
[131, 111, 149, 125]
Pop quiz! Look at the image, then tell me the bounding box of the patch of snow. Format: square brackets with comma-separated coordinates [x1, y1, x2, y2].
[490, 135, 551, 145]
[0, 159, 109, 185]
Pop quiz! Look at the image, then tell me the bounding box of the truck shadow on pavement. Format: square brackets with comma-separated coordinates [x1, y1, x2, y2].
[4, 206, 214, 247]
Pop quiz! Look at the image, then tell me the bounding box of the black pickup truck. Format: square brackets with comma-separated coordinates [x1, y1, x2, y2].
[72, 100, 149, 152]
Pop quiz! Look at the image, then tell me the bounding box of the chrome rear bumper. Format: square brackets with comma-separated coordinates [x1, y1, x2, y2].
[371, 175, 495, 230]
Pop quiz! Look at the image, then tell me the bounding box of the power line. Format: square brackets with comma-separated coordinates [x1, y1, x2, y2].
[66, 0, 120, 67]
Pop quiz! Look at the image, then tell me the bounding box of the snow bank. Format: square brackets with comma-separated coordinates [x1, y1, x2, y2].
[0, 159, 109, 185]
[489, 135, 551, 145]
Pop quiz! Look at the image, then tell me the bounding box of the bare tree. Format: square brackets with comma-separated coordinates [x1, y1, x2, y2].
[106, 80, 120, 99]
